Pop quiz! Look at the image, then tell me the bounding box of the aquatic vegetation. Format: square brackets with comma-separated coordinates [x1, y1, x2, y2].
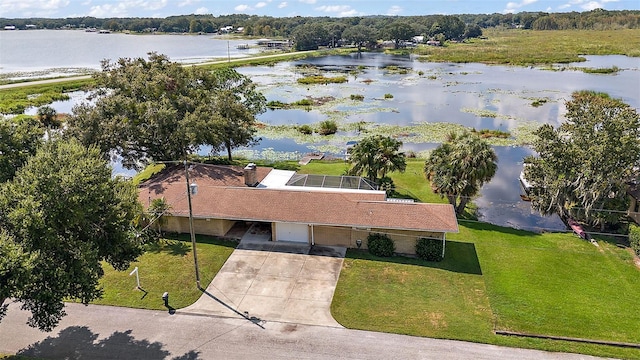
[350, 94, 365, 101]
[530, 98, 548, 107]
[232, 148, 303, 162]
[297, 75, 348, 85]
[384, 93, 394, 99]
[297, 124, 313, 135]
[461, 108, 499, 118]
[318, 120, 338, 135]
[471, 128, 511, 139]
[580, 66, 620, 74]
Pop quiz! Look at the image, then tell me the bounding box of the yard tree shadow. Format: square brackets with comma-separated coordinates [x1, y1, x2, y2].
[17, 326, 200, 360]
[145, 239, 192, 256]
[347, 240, 482, 275]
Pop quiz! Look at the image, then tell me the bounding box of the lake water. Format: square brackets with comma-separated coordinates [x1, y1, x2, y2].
[0, 29, 260, 78]
[3, 30, 639, 232]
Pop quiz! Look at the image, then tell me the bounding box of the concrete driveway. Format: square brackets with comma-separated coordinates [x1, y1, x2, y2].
[182, 240, 345, 327]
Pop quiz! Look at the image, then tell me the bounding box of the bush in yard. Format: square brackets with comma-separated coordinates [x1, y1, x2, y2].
[317, 120, 338, 135]
[631, 223, 640, 256]
[367, 233, 395, 257]
[416, 237, 443, 261]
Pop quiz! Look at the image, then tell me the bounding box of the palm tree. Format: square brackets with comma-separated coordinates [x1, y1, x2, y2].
[348, 135, 406, 183]
[425, 132, 498, 215]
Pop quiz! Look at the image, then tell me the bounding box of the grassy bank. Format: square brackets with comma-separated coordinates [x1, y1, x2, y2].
[0, 79, 93, 114]
[417, 28, 640, 65]
[90, 234, 236, 310]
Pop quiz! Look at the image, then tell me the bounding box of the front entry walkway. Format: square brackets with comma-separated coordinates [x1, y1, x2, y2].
[182, 235, 346, 327]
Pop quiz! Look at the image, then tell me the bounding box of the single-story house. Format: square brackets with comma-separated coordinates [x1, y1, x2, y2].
[138, 163, 459, 255]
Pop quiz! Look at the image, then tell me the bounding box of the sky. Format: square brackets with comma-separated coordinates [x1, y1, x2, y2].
[1, 0, 638, 19]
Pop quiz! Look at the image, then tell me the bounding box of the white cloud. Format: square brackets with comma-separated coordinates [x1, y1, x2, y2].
[386, 5, 402, 15]
[86, 0, 167, 17]
[503, 0, 538, 13]
[256, 1, 267, 8]
[314, 4, 360, 17]
[178, 0, 199, 7]
[0, 0, 70, 16]
[299, 0, 316, 4]
[278, 2, 287, 8]
[235, 4, 251, 11]
[194, 6, 208, 14]
[556, 0, 618, 11]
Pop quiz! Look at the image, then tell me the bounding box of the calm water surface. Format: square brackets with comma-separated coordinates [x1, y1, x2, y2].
[5, 31, 639, 232]
[0, 29, 260, 77]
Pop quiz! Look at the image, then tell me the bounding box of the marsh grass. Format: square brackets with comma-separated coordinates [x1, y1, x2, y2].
[417, 28, 640, 65]
[0, 79, 93, 114]
[297, 75, 348, 85]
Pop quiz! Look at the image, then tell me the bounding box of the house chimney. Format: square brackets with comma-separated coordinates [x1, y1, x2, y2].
[244, 163, 258, 187]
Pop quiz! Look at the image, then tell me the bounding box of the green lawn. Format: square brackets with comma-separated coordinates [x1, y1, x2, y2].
[90, 234, 236, 310]
[332, 223, 640, 358]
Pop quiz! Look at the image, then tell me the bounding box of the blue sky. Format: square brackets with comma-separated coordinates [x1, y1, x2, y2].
[1, 0, 638, 19]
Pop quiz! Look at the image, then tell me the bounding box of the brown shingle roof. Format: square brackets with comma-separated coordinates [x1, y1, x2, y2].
[139, 165, 458, 233]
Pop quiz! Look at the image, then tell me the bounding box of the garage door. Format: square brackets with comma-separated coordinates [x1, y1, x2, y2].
[275, 222, 309, 243]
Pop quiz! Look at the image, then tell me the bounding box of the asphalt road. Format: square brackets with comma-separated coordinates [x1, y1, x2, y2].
[0, 301, 604, 360]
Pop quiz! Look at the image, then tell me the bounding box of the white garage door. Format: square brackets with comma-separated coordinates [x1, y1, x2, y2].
[275, 222, 309, 243]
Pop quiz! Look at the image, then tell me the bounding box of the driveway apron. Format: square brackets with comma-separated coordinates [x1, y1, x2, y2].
[182, 240, 345, 328]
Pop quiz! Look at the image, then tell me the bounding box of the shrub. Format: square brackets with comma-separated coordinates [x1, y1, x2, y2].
[292, 98, 313, 106]
[416, 237, 444, 261]
[317, 120, 338, 135]
[630, 223, 640, 257]
[417, 70, 424, 76]
[297, 124, 313, 135]
[367, 233, 395, 257]
[350, 94, 364, 101]
[266, 100, 287, 109]
[384, 93, 394, 99]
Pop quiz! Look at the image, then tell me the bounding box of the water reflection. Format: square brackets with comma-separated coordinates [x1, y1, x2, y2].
[23, 53, 639, 232]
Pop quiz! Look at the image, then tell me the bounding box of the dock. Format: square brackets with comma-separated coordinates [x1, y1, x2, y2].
[298, 153, 324, 165]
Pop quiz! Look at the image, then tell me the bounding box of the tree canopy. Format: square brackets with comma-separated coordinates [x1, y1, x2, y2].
[0, 116, 44, 183]
[342, 25, 378, 51]
[0, 140, 144, 331]
[424, 132, 498, 215]
[348, 135, 406, 183]
[66, 53, 265, 168]
[524, 91, 640, 229]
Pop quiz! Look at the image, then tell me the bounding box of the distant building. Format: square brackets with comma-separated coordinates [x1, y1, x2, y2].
[4, 25, 16, 30]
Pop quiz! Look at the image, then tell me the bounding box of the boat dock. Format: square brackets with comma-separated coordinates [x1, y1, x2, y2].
[298, 153, 324, 165]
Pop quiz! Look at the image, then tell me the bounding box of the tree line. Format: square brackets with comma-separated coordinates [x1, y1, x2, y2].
[2, 9, 638, 36]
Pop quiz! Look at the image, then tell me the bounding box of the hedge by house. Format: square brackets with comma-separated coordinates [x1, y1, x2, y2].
[630, 223, 640, 256]
[416, 237, 443, 261]
[367, 233, 395, 257]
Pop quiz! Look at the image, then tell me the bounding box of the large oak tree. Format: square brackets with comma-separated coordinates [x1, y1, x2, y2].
[66, 53, 265, 169]
[524, 91, 640, 229]
[0, 140, 143, 331]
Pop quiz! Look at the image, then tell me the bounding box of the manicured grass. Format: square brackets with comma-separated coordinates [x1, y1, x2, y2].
[305, 160, 640, 358]
[332, 242, 493, 340]
[332, 223, 640, 358]
[90, 235, 236, 310]
[418, 28, 640, 65]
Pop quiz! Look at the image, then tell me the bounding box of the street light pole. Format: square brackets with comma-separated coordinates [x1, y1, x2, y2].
[184, 160, 201, 289]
